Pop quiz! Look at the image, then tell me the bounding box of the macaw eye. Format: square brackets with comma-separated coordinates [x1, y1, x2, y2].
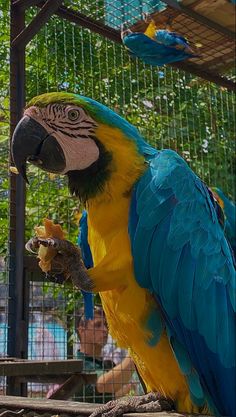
[68, 109, 80, 121]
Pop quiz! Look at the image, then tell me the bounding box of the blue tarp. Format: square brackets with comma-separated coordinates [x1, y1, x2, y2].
[0, 322, 67, 359]
[104, 0, 166, 29]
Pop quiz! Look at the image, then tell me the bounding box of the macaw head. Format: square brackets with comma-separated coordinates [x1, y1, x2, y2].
[12, 92, 156, 201]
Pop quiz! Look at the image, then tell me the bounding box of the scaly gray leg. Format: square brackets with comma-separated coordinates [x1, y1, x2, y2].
[25, 237, 94, 291]
[89, 392, 174, 417]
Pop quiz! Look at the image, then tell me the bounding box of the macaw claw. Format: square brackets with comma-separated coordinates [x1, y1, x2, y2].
[25, 237, 40, 253]
[25, 236, 78, 254]
[36, 237, 59, 248]
[120, 24, 132, 40]
[89, 392, 174, 417]
[25, 236, 68, 253]
[25, 236, 94, 292]
[33, 237, 74, 252]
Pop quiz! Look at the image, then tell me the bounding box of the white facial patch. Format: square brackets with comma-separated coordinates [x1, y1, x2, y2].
[24, 104, 100, 172]
[53, 131, 99, 172]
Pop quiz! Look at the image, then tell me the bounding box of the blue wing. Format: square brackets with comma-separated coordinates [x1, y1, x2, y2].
[155, 29, 190, 49]
[122, 32, 195, 66]
[129, 150, 236, 416]
[78, 210, 94, 320]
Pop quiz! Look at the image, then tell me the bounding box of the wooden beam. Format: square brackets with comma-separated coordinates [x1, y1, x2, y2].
[0, 396, 210, 416]
[11, 0, 63, 49]
[12, 0, 43, 9]
[161, 1, 235, 39]
[171, 61, 236, 91]
[0, 396, 98, 416]
[0, 359, 83, 377]
[55, 5, 121, 44]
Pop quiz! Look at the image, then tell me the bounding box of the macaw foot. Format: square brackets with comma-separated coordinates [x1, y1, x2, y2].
[25, 237, 94, 291]
[120, 24, 133, 40]
[89, 392, 174, 417]
[25, 236, 41, 253]
[142, 11, 152, 22]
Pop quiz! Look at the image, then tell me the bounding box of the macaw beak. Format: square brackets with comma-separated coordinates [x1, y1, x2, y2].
[11, 116, 66, 183]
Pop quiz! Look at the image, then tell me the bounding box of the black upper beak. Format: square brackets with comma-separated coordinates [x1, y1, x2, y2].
[11, 116, 66, 182]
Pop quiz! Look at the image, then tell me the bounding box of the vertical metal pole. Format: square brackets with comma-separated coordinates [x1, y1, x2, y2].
[7, 0, 28, 396]
[67, 314, 74, 359]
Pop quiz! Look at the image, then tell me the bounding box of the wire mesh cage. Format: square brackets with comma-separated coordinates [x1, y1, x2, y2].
[105, 0, 235, 73]
[59, 0, 236, 87]
[24, 11, 235, 200]
[1, 0, 235, 403]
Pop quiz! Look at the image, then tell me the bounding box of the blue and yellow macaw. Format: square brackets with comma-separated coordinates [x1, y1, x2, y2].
[122, 19, 196, 66]
[12, 92, 235, 417]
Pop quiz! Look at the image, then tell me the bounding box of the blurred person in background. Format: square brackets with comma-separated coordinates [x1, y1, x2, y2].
[75, 305, 136, 402]
[103, 334, 127, 365]
[46, 305, 136, 402]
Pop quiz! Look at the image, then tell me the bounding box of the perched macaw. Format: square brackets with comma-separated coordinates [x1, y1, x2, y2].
[211, 187, 236, 257]
[122, 19, 196, 66]
[12, 92, 235, 417]
[78, 210, 94, 320]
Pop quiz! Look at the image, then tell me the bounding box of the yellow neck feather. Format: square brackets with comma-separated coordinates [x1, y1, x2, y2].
[144, 20, 157, 39]
[86, 123, 146, 249]
[89, 123, 146, 205]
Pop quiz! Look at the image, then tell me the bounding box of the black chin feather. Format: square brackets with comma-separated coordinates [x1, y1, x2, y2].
[67, 141, 112, 203]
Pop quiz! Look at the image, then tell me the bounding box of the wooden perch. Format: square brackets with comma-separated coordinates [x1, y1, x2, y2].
[0, 396, 211, 417]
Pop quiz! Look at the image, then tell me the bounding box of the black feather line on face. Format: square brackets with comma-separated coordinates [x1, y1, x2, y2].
[67, 140, 113, 203]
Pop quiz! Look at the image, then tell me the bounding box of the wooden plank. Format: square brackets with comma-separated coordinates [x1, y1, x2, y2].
[125, 414, 209, 417]
[0, 396, 97, 416]
[0, 360, 83, 377]
[0, 396, 207, 416]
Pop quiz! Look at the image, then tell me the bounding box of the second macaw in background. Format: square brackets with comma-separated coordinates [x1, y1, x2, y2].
[122, 18, 196, 66]
[211, 187, 236, 257]
[12, 92, 235, 417]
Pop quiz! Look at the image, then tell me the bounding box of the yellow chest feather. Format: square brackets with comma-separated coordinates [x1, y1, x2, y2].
[87, 198, 194, 410]
[84, 126, 203, 413]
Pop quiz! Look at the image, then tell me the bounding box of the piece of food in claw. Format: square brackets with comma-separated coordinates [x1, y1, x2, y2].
[34, 218, 66, 272]
[9, 166, 19, 174]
